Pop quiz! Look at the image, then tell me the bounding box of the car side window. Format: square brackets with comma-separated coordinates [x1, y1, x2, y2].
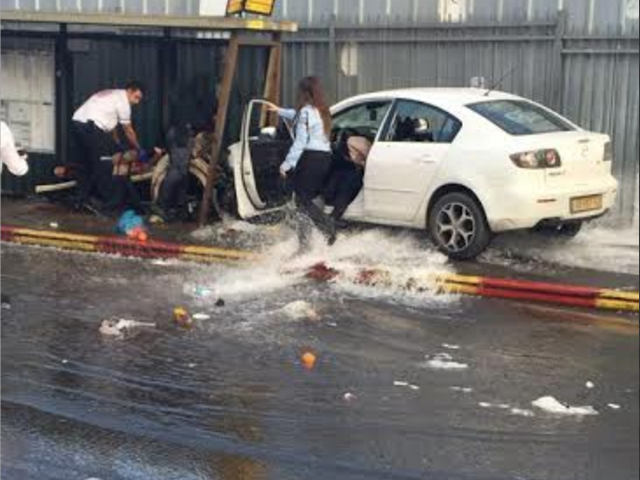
[385, 100, 462, 144]
[331, 101, 393, 143]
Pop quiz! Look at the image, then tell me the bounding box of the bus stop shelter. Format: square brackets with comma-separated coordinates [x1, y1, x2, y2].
[1, 10, 297, 223]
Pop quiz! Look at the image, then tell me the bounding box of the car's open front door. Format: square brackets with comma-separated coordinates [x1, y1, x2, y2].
[233, 100, 293, 219]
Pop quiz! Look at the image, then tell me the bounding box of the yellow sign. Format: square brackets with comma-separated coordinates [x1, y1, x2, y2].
[227, 0, 276, 16]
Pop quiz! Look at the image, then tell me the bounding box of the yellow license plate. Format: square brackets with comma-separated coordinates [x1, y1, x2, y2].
[571, 195, 603, 214]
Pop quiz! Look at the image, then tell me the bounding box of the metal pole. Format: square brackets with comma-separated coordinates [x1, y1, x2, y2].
[552, 9, 568, 112]
[199, 34, 240, 226]
[55, 24, 72, 170]
[328, 15, 337, 103]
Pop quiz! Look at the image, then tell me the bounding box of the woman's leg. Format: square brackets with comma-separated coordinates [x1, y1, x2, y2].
[293, 152, 336, 247]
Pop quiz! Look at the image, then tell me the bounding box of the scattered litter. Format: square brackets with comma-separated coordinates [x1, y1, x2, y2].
[343, 392, 357, 402]
[532, 396, 599, 416]
[49, 222, 59, 229]
[100, 319, 157, 338]
[510, 408, 536, 418]
[188, 363, 197, 369]
[173, 307, 194, 329]
[479, 402, 512, 410]
[327, 322, 338, 328]
[301, 351, 317, 370]
[608, 404, 622, 411]
[442, 343, 461, 350]
[586, 381, 596, 389]
[194, 286, 213, 298]
[450, 386, 474, 394]
[423, 353, 469, 371]
[192, 313, 211, 321]
[61, 359, 69, 365]
[215, 298, 226, 308]
[282, 301, 320, 321]
[394, 381, 420, 391]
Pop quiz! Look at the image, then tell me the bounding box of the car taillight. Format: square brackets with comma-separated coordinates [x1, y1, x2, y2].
[510, 149, 562, 169]
[604, 142, 614, 162]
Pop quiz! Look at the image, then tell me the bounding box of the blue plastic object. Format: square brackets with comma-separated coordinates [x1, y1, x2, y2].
[117, 210, 145, 236]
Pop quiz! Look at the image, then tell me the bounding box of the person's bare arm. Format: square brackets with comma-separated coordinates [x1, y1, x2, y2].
[122, 124, 141, 150]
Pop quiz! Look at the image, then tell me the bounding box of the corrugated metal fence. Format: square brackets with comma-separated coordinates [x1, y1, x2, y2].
[281, 16, 639, 224]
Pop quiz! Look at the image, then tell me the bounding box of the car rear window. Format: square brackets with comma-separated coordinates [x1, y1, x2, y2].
[468, 100, 575, 136]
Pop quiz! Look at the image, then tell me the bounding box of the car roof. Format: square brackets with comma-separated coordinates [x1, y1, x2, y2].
[334, 88, 524, 110]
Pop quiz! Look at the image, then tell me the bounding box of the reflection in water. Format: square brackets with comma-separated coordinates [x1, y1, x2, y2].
[211, 387, 269, 480]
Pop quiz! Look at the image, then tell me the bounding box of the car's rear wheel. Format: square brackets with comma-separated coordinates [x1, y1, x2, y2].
[428, 192, 492, 261]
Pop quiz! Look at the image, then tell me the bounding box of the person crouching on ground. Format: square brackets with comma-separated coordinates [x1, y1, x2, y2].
[72, 81, 145, 213]
[271, 76, 336, 250]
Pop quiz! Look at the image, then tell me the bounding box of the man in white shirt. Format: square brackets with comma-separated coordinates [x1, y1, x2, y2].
[1, 121, 29, 177]
[72, 81, 144, 209]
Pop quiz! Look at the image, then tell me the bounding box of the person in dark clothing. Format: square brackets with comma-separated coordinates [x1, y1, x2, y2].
[324, 135, 371, 222]
[272, 77, 336, 250]
[71, 81, 145, 211]
[154, 124, 195, 221]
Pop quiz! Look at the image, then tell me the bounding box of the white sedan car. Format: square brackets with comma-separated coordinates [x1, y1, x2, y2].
[229, 88, 618, 260]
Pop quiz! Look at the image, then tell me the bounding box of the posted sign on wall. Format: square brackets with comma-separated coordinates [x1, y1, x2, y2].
[227, 0, 276, 16]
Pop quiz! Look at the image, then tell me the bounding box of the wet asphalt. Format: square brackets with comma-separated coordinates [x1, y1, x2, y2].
[1, 240, 639, 480]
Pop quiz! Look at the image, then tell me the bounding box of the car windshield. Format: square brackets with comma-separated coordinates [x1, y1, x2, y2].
[468, 100, 575, 136]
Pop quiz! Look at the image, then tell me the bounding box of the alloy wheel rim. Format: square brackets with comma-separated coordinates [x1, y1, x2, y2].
[436, 202, 477, 252]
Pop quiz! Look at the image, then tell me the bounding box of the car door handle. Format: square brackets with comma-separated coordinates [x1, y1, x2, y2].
[414, 155, 435, 164]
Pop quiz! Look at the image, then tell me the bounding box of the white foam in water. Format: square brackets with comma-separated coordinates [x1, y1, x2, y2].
[281, 301, 320, 321]
[192, 228, 457, 307]
[489, 223, 639, 275]
[532, 396, 599, 416]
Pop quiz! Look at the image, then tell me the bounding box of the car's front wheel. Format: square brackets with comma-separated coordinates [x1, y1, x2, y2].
[428, 192, 492, 261]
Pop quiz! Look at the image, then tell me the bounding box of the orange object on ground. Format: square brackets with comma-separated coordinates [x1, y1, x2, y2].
[174, 307, 193, 329]
[301, 351, 317, 370]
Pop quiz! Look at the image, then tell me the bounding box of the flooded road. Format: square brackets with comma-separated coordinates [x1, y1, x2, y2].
[1, 237, 639, 480]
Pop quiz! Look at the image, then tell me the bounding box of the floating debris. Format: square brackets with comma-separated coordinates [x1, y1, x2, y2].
[532, 396, 599, 416]
[510, 408, 536, 418]
[343, 392, 357, 402]
[423, 353, 469, 371]
[173, 308, 194, 329]
[450, 386, 474, 394]
[192, 313, 211, 321]
[301, 351, 317, 370]
[215, 298, 226, 308]
[100, 319, 156, 338]
[586, 381, 596, 389]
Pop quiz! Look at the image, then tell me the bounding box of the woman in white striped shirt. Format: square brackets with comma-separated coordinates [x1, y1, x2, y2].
[274, 77, 337, 250]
